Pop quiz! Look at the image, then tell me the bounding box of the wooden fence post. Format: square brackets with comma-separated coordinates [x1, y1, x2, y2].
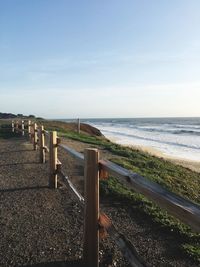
[49, 131, 58, 188]
[12, 120, 14, 132]
[21, 120, 25, 136]
[83, 148, 99, 267]
[39, 125, 45, 163]
[77, 118, 80, 134]
[33, 123, 38, 150]
[16, 120, 19, 132]
[28, 120, 31, 141]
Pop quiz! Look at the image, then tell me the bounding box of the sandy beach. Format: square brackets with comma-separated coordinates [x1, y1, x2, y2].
[107, 136, 200, 173]
[131, 144, 200, 173]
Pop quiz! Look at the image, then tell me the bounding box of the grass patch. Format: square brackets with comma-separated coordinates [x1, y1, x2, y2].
[0, 123, 21, 139]
[100, 176, 199, 237]
[44, 122, 200, 262]
[60, 130, 109, 146]
[110, 156, 200, 205]
[182, 244, 200, 262]
[100, 176, 200, 263]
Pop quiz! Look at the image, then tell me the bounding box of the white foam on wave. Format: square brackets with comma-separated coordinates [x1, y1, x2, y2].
[90, 121, 200, 162]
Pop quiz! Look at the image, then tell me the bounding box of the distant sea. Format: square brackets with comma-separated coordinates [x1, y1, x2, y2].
[62, 118, 200, 162]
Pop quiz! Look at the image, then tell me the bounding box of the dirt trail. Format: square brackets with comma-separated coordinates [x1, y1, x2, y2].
[0, 136, 199, 267]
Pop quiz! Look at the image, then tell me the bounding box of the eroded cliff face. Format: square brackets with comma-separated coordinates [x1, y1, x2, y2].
[80, 123, 103, 136]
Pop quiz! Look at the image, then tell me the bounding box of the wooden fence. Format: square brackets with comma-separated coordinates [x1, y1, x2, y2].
[11, 120, 200, 267]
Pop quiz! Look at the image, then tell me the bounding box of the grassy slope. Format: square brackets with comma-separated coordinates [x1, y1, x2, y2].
[1, 119, 200, 262]
[0, 120, 22, 139]
[44, 122, 200, 262]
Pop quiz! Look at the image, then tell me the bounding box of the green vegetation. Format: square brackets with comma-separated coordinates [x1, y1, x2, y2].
[0, 121, 21, 139]
[0, 112, 17, 119]
[58, 128, 200, 204]
[61, 130, 108, 146]
[1, 119, 199, 262]
[0, 129, 21, 139]
[100, 176, 199, 262]
[0, 112, 39, 120]
[182, 244, 200, 262]
[45, 123, 200, 262]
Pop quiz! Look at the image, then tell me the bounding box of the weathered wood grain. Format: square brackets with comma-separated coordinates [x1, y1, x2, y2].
[83, 149, 99, 267]
[99, 159, 200, 232]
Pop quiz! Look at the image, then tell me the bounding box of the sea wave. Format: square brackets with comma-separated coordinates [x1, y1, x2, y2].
[102, 129, 200, 150]
[62, 117, 200, 161]
[173, 130, 200, 135]
[137, 127, 200, 136]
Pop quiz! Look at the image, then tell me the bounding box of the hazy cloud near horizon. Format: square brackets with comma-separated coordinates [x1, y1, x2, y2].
[0, 0, 200, 118]
[1, 83, 199, 119]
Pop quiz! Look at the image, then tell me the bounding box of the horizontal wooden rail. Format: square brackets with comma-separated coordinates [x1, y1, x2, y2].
[59, 144, 84, 165]
[44, 146, 49, 153]
[11, 120, 28, 136]
[99, 213, 147, 267]
[59, 171, 85, 206]
[99, 160, 200, 232]
[44, 130, 50, 136]
[58, 143, 200, 232]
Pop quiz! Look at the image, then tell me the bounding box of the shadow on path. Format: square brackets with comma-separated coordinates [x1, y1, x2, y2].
[18, 260, 84, 267]
[0, 149, 33, 154]
[0, 185, 49, 193]
[0, 162, 40, 167]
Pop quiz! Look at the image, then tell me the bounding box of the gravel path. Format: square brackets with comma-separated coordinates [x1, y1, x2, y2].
[0, 137, 129, 267]
[0, 137, 84, 267]
[0, 136, 199, 267]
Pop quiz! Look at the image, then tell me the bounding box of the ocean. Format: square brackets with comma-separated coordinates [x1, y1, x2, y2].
[63, 117, 200, 162]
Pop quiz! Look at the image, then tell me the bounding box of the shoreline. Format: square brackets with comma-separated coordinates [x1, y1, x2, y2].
[133, 145, 200, 173]
[107, 136, 200, 173]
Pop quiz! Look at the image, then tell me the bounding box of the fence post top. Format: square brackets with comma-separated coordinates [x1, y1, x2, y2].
[84, 148, 98, 152]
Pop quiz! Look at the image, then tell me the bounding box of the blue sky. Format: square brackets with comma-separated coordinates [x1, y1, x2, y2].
[0, 0, 200, 118]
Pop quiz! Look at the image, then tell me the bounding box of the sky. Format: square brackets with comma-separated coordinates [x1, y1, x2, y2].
[0, 0, 200, 119]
